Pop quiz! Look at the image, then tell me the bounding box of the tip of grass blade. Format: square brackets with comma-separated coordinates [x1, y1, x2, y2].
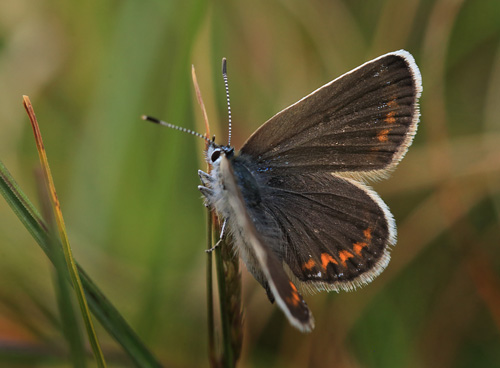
[191, 65, 211, 140]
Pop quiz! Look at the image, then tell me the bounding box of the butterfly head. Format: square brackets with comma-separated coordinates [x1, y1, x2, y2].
[206, 142, 235, 166]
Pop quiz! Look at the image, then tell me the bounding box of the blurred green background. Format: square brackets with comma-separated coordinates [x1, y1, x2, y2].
[1, 0, 499, 367]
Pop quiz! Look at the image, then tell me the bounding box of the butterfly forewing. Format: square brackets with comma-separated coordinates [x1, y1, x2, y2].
[240, 50, 422, 179]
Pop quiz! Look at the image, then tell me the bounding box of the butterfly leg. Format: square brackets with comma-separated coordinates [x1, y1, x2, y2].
[198, 170, 215, 206]
[205, 219, 227, 253]
[198, 186, 214, 203]
[198, 170, 214, 186]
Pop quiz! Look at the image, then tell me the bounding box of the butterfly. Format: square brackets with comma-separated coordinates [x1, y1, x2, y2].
[146, 50, 422, 332]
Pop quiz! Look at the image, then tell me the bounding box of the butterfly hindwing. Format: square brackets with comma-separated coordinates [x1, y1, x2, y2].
[254, 170, 395, 291]
[240, 50, 422, 179]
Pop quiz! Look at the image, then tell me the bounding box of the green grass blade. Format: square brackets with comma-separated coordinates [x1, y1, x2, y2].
[0, 163, 49, 251]
[36, 171, 87, 367]
[23, 96, 107, 367]
[0, 160, 161, 367]
[53, 266, 87, 368]
[206, 211, 216, 367]
[214, 236, 233, 368]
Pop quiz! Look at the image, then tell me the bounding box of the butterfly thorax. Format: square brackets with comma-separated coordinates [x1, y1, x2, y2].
[230, 156, 263, 207]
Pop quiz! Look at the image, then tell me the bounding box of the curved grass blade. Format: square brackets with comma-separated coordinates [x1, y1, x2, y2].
[193, 64, 235, 367]
[23, 96, 106, 367]
[192, 64, 219, 366]
[192, 62, 242, 367]
[0, 148, 161, 366]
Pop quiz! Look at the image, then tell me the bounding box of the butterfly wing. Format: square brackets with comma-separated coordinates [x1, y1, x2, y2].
[240, 50, 422, 180]
[219, 154, 315, 332]
[237, 50, 422, 290]
[211, 50, 421, 327]
[255, 171, 395, 291]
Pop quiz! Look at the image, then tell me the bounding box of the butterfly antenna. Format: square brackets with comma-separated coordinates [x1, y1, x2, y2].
[142, 115, 211, 144]
[222, 58, 232, 146]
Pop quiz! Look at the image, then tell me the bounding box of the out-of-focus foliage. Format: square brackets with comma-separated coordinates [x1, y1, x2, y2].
[0, 0, 499, 366]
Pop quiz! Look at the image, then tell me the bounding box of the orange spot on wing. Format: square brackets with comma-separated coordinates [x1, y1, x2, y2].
[321, 253, 337, 270]
[353, 228, 373, 256]
[387, 98, 398, 108]
[385, 111, 396, 124]
[353, 242, 368, 256]
[339, 250, 354, 267]
[302, 259, 316, 271]
[286, 281, 301, 306]
[377, 129, 390, 142]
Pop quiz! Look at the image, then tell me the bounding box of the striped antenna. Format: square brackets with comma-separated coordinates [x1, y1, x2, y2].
[222, 58, 232, 146]
[142, 115, 211, 144]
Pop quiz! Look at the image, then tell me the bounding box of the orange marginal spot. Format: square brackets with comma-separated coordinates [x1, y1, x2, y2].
[384, 111, 396, 124]
[286, 281, 301, 306]
[377, 129, 390, 142]
[339, 250, 354, 267]
[321, 253, 337, 270]
[364, 228, 372, 241]
[387, 98, 399, 108]
[353, 241, 368, 256]
[302, 259, 316, 271]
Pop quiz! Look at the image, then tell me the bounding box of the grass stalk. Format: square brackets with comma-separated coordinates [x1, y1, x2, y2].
[23, 96, 106, 367]
[207, 211, 216, 367]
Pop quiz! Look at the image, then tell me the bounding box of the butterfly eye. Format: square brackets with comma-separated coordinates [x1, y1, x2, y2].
[211, 149, 221, 162]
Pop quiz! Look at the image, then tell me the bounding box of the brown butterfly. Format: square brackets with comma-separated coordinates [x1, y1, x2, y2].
[147, 50, 422, 332]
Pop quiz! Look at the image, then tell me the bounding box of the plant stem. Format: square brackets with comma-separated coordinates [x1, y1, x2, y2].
[207, 211, 216, 367]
